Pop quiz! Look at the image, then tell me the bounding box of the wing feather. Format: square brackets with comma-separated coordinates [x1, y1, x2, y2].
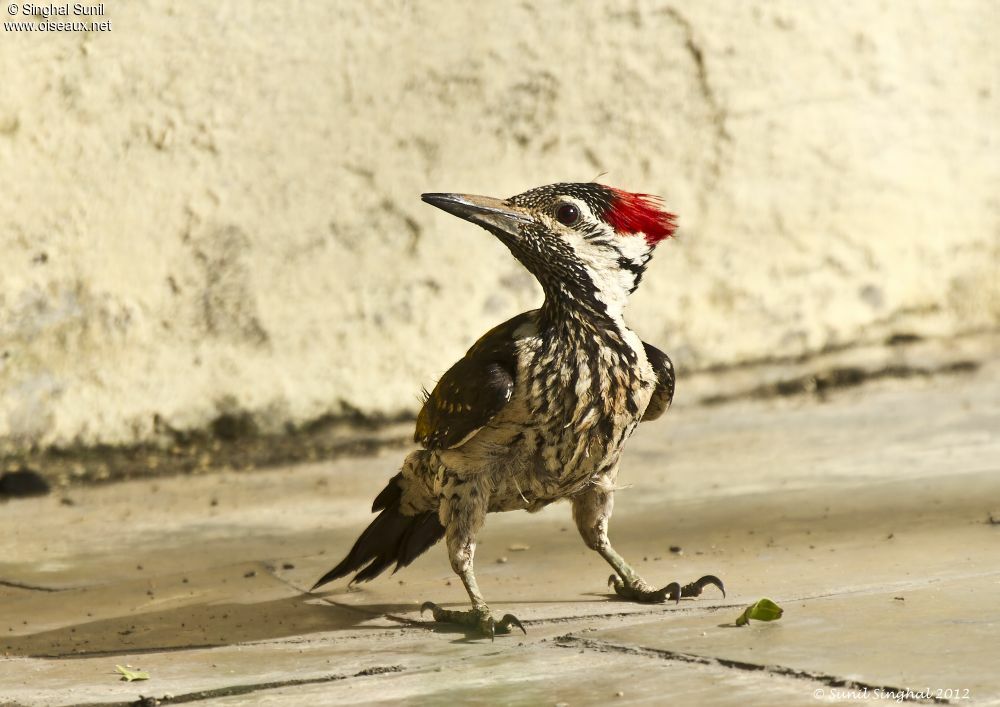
[641, 341, 675, 422]
[414, 312, 533, 450]
[415, 359, 513, 449]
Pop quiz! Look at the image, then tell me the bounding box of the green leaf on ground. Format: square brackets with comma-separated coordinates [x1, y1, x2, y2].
[735, 598, 784, 627]
[115, 664, 150, 682]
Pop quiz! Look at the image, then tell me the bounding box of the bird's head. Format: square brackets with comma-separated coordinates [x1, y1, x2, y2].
[422, 183, 676, 320]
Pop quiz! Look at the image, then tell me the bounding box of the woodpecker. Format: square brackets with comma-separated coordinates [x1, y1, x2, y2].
[313, 183, 723, 637]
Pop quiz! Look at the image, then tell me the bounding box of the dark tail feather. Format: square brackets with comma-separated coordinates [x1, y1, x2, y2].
[311, 473, 444, 591]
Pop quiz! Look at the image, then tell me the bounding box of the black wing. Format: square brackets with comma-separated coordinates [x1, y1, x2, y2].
[641, 341, 675, 422]
[414, 312, 532, 449]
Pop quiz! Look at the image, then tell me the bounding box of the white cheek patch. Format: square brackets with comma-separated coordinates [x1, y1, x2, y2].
[562, 230, 605, 269]
[563, 231, 639, 314]
[544, 197, 654, 315]
[616, 232, 650, 263]
[615, 234, 652, 295]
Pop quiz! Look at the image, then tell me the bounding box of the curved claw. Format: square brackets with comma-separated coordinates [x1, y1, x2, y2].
[609, 574, 676, 603]
[419, 601, 523, 639]
[498, 613, 527, 635]
[661, 581, 682, 604]
[609, 574, 631, 600]
[610, 573, 724, 604]
[681, 574, 726, 599]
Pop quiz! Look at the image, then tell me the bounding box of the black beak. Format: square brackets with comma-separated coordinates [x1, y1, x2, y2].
[421, 193, 533, 234]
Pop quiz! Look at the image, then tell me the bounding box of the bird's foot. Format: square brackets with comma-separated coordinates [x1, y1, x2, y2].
[420, 601, 526, 639]
[608, 573, 725, 604]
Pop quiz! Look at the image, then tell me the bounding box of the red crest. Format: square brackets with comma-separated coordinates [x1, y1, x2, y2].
[604, 189, 677, 245]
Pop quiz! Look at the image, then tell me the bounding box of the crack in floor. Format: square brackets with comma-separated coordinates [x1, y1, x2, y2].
[20, 642, 231, 661]
[57, 665, 405, 707]
[0, 579, 67, 593]
[553, 635, 949, 705]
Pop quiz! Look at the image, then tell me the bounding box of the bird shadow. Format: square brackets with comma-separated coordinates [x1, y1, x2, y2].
[3, 593, 388, 659]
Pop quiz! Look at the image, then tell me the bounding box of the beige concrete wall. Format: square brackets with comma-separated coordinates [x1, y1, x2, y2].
[1, 0, 997, 452]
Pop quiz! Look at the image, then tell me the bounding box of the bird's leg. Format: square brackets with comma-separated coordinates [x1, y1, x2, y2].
[420, 477, 525, 638]
[572, 486, 725, 604]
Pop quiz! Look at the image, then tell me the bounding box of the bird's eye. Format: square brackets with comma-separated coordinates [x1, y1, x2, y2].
[555, 203, 580, 227]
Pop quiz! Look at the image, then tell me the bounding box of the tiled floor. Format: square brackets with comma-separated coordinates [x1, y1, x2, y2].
[2, 353, 998, 706]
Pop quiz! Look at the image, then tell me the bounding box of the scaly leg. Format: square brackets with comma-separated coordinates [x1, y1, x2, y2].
[572, 486, 725, 603]
[421, 476, 525, 638]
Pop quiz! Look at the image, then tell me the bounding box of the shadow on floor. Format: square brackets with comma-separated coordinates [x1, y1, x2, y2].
[4, 593, 398, 658]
